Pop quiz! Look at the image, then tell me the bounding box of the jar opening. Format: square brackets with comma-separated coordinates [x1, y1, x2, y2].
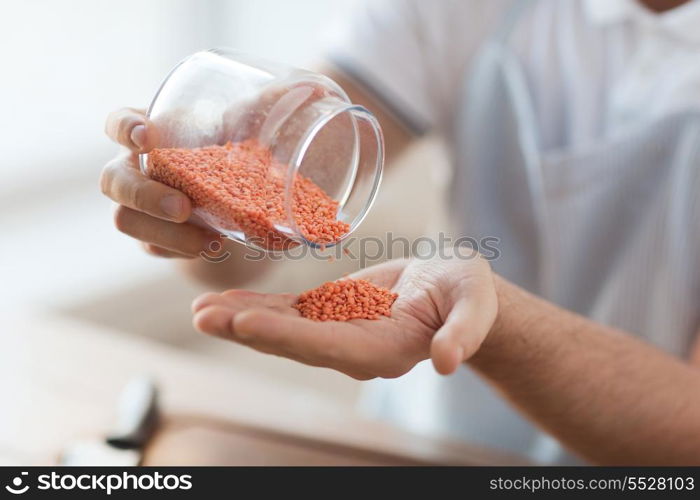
[285, 103, 384, 248]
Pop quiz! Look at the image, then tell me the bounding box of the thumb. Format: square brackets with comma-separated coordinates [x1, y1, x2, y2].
[430, 294, 497, 375]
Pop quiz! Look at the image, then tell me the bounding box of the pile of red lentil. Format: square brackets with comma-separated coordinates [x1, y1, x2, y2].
[294, 279, 398, 321]
[148, 139, 350, 250]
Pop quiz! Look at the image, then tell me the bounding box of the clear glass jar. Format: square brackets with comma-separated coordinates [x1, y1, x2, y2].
[140, 49, 384, 252]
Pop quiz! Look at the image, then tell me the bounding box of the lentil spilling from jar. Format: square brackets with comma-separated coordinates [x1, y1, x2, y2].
[148, 139, 350, 250]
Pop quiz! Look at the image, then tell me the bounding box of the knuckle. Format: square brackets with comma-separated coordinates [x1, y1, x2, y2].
[117, 117, 132, 142]
[112, 205, 131, 233]
[104, 110, 118, 137]
[142, 243, 161, 256]
[380, 370, 404, 380]
[232, 325, 255, 342]
[108, 108, 144, 145]
[378, 362, 411, 379]
[106, 108, 129, 139]
[99, 161, 117, 196]
[130, 180, 149, 209]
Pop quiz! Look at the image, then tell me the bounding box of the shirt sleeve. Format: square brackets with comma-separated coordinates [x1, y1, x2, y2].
[324, 0, 506, 136]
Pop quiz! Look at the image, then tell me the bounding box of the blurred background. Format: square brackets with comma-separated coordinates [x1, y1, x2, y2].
[0, 0, 452, 464]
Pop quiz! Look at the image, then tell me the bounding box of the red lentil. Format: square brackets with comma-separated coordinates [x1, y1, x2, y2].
[148, 139, 350, 250]
[294, 279, 398, 321]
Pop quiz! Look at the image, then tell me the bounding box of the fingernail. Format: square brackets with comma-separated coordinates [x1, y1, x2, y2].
[455, 346, 465, 363]
[130, 124, 146, 150]
[160, 194, 185, 220]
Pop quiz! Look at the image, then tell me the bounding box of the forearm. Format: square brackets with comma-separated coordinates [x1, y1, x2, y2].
[319, 64, 415, 165]
[470, 275, 700, 465]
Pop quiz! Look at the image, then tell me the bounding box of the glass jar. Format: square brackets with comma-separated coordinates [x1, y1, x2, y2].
[140, 48, 384, 252]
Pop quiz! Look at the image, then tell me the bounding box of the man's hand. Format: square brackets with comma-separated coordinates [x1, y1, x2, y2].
[100, 107, 221, 258]
[191, 253, 498, 378]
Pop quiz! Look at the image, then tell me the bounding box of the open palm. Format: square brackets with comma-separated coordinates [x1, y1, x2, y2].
[192, 254, 498, 378]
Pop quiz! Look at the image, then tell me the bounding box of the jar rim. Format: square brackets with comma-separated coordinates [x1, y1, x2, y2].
[284, 103, 385, 249]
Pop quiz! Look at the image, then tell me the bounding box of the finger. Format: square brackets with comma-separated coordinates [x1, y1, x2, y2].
[222, 289, 297, 311]
[193, 305, 237, 337]
[232, 309, 376, 369]
[105, 107, 155, 152]
[191, 290, 297, 315]
[191, 292, 223, 314]
[143, 243, 193, 259]
[430, 296, 496, 375]
[232, 310, 400, 380]
[114, 206, 219, 256]
[101, 156, 191, 222]
[194, 304, 376, 381]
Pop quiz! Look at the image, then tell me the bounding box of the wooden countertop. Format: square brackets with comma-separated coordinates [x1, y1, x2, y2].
[0, 314, 527, 465]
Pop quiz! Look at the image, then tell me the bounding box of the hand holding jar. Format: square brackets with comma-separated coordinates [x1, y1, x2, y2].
[101, 49, 384, 258]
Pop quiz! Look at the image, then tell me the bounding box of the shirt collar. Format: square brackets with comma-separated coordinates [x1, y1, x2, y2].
[584, 0, 700, 45]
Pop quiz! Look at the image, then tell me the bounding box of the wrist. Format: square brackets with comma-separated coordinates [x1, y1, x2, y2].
[469, 274, 514, 366]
